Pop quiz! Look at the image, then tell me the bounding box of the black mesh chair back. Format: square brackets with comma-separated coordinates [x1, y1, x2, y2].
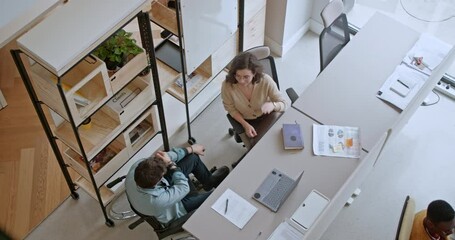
[319, 13, 350, 72]
[126, 194, 194, 239]
[244, 46, 280, 89]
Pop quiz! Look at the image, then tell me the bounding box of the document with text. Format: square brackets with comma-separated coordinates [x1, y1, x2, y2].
[313, 124, 361, 158]
[267, 220, 305, 240]
[211, 188, 257, 229]
[377, 33, 452, 110]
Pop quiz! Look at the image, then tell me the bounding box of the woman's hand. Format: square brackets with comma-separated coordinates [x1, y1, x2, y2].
[261, 102, 275, 114]
[188, 144, 205, 156]
[243, 123, 257, 138]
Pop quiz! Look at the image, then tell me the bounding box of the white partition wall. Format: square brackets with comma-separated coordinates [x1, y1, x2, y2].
[180, 0, 237, 73]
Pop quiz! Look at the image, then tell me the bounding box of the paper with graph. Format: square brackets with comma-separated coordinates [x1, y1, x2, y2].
[313, 124, 361, 158]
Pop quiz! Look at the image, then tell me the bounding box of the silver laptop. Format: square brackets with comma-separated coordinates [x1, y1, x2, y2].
[252, 169, 304, 212]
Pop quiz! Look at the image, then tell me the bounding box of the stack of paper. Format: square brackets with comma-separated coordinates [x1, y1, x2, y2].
[312, 124, 361, 158]
[402, 33, 452, 76]
[377, 33, 452, 110]
[377, 64, 426, 110]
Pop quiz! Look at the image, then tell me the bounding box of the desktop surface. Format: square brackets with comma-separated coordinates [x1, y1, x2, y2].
[293, 13, 419, 152]
[183, 108, 365, 239]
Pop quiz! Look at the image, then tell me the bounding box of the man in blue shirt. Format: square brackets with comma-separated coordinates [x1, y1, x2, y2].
[125, 144, 229, 225]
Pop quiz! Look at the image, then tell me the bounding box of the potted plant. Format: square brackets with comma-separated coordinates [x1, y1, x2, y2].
[92, 29, 144, 72]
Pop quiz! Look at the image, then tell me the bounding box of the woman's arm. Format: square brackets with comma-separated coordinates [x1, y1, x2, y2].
[263, 74, 287, 112]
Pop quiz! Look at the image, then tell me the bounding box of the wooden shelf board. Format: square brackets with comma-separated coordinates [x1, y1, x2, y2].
[166, 70, 212, 103]
[149, 1, 178, 36]
[76, 177, 114, 206]
[55, 107, 122, 160]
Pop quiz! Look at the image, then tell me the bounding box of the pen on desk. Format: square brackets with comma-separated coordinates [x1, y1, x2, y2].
[225, 198, 229, 214]
[397, 79, 409, 89]
[255, 231, 262, 239]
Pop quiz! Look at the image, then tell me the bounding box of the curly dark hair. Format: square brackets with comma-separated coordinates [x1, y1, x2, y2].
[427, 200, 455, 223]
[134, 156, 167, 188]
[225, 52, 263, 84]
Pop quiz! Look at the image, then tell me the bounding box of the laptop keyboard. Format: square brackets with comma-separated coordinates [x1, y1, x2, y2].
[263, 175, 294, 208]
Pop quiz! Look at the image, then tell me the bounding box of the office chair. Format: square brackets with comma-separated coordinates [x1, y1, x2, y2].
[127, 195, 196, 240]
[226, 47, 299, 160]
[226, 46, 283, 149]
[395, 195, 415, 240]
[319, 0, 350, 72]
[105, 176, 195, 239]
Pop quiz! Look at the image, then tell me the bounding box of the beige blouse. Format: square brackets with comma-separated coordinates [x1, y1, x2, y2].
[221, 74, 287, 120]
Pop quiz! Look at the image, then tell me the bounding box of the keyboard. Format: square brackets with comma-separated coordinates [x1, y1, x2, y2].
[262, 175, 295, 208]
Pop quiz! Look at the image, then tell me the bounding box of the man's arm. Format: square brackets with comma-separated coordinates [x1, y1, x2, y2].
[164, 144, 205, 163]
[150, 166, 190, 208]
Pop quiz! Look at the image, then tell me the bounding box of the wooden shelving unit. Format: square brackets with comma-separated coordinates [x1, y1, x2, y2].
[11, 0, 170, 227]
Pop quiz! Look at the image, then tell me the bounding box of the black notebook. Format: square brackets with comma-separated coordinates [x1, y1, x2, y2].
[282, 123, 304, 150]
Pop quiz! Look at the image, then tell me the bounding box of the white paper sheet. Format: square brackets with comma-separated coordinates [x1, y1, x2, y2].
[376, 64, 427, 110]
[402, 33, 452, 76]
[312, 124, 361, 158]
[211, 188, 257, 229]
[378, 33, 452, 110]
[267, 220, 305, 240]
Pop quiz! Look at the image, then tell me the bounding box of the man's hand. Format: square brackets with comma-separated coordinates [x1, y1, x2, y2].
[156, 151, 175, 169]
[189, 144, 205, 156]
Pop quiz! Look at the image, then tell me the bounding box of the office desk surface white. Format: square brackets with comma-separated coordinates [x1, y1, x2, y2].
[293, 13, 419, 152]
[183, 108, 366, 240]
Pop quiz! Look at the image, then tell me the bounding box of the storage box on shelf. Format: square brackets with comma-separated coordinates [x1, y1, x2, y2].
[125, 106, 160, 154]
[103, 47, 148, 93]
[149, 1, 178, 35]
[62, 106, 160, 205]
[28, 55, 111, 126]
[105, 75, 155, 124]
[62, 135, 128, 188]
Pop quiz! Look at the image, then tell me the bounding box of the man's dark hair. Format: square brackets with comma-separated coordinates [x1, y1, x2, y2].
[134, 156, 167, 188]
[427, 200, 455, 223]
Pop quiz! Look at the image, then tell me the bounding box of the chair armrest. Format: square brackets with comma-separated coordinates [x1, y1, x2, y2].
[286, 87, 299, 104]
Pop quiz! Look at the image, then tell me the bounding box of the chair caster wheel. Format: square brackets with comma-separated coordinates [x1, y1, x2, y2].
[228, 128, 235, 136]
[234, 134, 242, 143]
[105, 219, 115, 227]
[71, 192, 79, 200]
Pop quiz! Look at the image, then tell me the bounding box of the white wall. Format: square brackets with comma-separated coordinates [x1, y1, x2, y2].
[264, 0, 287, 53]
[265, 0, 313, 56]
[311, 0, 330, 25]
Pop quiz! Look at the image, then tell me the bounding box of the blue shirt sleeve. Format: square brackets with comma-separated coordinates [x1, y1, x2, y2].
[165, 147, 188, 163]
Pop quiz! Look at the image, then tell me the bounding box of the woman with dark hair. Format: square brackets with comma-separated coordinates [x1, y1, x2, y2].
[221, 52, 287, 138]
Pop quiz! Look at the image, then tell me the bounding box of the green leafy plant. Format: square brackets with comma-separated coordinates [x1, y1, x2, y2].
[92, 29, 143, 70]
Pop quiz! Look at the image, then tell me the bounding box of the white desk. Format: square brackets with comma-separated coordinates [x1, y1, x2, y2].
[293, 13, 455, 152]
[184, 108, 367, 239]
[183, 13, 455, 240]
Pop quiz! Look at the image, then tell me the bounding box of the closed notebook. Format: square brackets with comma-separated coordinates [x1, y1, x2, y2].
[282, 123, 304, 150]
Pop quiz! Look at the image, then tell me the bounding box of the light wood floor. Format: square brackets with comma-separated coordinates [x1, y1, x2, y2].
[0, 42, 70, 239]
